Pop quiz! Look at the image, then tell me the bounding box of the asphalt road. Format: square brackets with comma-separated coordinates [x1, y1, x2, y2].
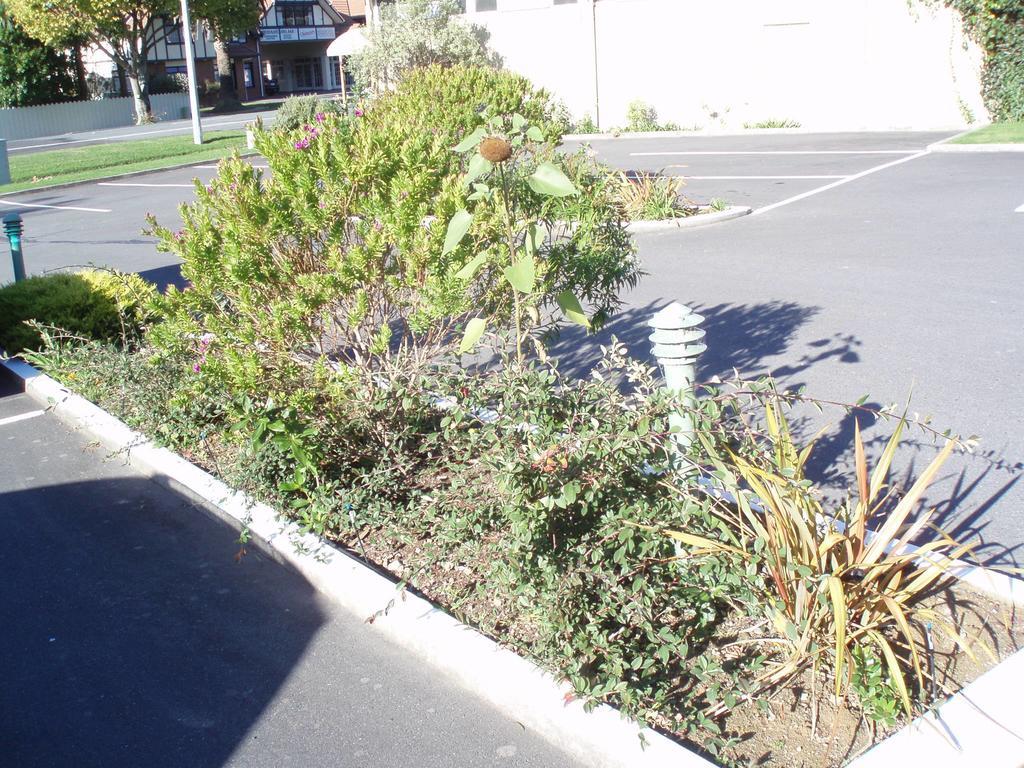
[0, 369, 582, 768]
[1, 129, 1022, 562]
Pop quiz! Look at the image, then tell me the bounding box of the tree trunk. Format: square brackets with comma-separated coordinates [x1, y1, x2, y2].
[73, 44, 89, 101]
[213, 39, 241, 111]
[125, 64, 151, 123]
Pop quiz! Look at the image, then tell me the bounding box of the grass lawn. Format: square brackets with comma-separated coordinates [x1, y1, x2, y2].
[0, 131, 249, 195]
[951, 122, 1024, 144]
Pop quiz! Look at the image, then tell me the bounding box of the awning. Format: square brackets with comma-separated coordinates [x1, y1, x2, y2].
[326, 27, 369, 57]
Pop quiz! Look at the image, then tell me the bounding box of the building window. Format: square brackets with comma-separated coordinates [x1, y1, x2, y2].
[475, 0, 496, 11]
[164, 18, 183, 44]
[329, 55, 342, 88]
[293, 57, 323, 89]
[280, 3, 314, 27]
[165, 65, 187, 75]
[243, 62, 254, 88]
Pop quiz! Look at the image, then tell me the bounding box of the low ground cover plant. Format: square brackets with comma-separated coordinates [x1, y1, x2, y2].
[622, 99, 681, 132]
[18, 65, 1018, 768]
[612, 170, 695, 220]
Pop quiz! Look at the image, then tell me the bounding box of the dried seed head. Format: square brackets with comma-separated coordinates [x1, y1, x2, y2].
[479, 136, 512, 164]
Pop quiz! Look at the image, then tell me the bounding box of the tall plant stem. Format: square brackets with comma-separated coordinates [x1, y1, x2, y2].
[498, 163, 524, 365]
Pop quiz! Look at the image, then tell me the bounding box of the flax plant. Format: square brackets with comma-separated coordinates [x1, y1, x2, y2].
[667, 394, 980, 718]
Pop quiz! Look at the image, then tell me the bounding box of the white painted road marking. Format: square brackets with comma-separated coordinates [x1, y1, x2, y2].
[751, 151, 930, 216]
[0, 198, 111, 213]
[0, 410, 45, 427]
[98, 182, 196, 188]
[629, 149, 922, 156]
[680, 175, 846, 180]
[1016, 203, 1024, 213]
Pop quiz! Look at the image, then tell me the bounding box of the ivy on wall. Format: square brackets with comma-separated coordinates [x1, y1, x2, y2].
[940, 0, 1024, 120]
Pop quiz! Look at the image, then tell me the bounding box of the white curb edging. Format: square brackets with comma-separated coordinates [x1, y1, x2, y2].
[2, 357, 714, 768]
[626, 206, 752, 233]
[6, 356, 1024, 768]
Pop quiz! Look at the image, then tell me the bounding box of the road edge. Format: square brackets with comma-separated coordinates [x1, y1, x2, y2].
[626, 206, 752, 233]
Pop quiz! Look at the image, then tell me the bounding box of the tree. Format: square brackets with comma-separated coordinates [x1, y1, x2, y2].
[0, 3, 79, 107]
[7, 0, 262, 124]
[200, 0, 263, 112]
[6, 0, 177, 122]
[352, 0, 500, 93]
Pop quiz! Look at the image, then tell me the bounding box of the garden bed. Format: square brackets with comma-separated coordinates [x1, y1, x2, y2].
[8, 353, 1024, 768]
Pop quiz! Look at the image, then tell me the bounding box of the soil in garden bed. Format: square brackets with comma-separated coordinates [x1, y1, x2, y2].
[717, 585, 1023, 767]
[339, 526, 1024, 768]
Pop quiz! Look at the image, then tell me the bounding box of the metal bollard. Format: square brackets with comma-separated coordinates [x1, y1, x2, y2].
[0, 138, 9, 185]
[648, 302, 706, 461]
[3, 213, 26, 282]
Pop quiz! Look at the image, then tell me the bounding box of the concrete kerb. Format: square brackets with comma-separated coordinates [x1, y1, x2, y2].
[626, 206, 752, 233]
[564, 125, 972, 142]
[0, 356, 715, 768]
[6, 355, 1024, 767]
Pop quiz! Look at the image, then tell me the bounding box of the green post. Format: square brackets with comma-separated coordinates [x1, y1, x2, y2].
[3, 212, 25, 283]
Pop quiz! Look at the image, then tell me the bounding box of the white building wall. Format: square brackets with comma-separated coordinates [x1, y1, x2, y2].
[466, 0, 986, 130]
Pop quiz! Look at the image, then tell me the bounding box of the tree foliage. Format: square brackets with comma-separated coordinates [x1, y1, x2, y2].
[0, 3, 78, 107]
[351, 0, 500, 92]
[6, 0, 262, 122]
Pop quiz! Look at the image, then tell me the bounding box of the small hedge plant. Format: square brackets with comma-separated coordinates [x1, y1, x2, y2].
[0, 269, 155, 354]
[273, 95, 346, 132]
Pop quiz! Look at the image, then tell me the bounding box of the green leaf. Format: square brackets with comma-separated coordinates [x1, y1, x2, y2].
[524, 223, 543, 257]
[455, 251, 489, 281]
[556, 291, 589, 327]
[442, 209, 473, 255]
[503, 256, 535, 294]
[465, 153, 493, 185]
[453, 126, 486, 153]
[528, 162, 578, 197]
[512, 113, 527, 131]
[459, 317, 486, 355]
[526, 125, 545, 142]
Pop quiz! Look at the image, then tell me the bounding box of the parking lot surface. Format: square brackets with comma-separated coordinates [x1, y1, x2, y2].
[1, 129, 1022, 562]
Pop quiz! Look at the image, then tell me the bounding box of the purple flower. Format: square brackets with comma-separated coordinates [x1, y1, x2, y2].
[315, 112, 326, 123]
[192, 363, 202, 373]
[294, 138, 310, 150]
[354, 107, 363, 117]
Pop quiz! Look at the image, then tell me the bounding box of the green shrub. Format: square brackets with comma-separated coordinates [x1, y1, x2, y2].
[272, 95, 345, 132]
[622, 99, 679, 132]
[0, 269, 154, 354]
[146, 65, 635, 399]
[350, 0, 500, 93]
[573, 112, 600, 134]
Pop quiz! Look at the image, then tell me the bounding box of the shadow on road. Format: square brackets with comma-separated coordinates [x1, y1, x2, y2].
[0, 475, 326, 768]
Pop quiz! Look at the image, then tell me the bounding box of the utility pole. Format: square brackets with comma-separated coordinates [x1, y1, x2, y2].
[180, 0, 204, 144]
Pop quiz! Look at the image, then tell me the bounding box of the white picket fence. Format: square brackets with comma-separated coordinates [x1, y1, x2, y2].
[0, 93, 191, 141]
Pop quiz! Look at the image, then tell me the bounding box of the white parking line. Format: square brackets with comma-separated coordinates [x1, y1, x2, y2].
[1016, 203, 1024, 213]
[681, 175, 846, 180]
[751, 151, 929, 216]
[0, 198, 111, 213]
[0, 410, 45, 427]
[97, 182, 196, 188]
[630, 150, 922, 156]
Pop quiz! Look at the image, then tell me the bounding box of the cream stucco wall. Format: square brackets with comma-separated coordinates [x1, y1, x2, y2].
[466, 0, 986, 130]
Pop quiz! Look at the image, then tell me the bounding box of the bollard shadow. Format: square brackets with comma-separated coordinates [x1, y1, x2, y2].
[547, 299, 825, 382]
[0, 476, 326, 768]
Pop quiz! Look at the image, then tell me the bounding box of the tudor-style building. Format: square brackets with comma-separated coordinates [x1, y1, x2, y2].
[145, 0, 366, 101]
